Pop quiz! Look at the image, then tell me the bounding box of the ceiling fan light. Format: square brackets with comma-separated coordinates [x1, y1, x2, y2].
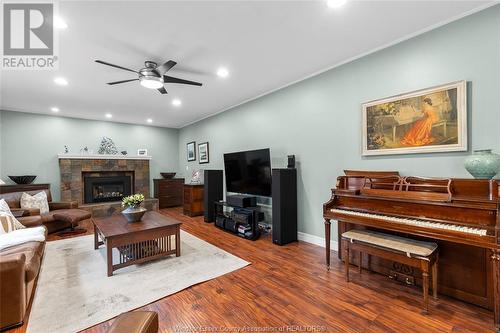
[139, 77, 163, 89]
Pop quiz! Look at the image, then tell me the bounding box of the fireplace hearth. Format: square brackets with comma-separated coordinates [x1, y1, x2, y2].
[84, 175, 132, 204]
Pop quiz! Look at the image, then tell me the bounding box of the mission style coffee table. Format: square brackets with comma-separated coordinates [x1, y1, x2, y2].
[92, 211, 182, 276]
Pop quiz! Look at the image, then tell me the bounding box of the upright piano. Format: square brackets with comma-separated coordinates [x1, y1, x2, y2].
[323, 171, 500, 331]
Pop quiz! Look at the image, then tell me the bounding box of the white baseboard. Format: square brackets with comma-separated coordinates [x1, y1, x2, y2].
[298, 231, 338, 251]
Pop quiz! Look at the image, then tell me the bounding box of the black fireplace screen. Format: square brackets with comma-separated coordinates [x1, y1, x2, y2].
[83, 175, 132, 203]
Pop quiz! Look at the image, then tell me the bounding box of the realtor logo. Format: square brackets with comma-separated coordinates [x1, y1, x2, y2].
[1, 2, 58, 69]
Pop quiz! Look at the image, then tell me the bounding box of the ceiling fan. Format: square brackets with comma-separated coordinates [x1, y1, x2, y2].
[94, 59, 202, 94]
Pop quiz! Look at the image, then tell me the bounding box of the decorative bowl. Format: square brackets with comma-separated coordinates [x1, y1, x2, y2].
[122, 205, 147, 223]
[160, 172, 176, 179]
[8, 175, 37, 184]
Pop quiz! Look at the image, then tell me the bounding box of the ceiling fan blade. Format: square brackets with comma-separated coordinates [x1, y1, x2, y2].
[156, 60, 177, 74]
[158, 86, 168, 94]
[95, 60, 138, 73]
[106, 78, 139, 85]
[163, 75, 202, 86]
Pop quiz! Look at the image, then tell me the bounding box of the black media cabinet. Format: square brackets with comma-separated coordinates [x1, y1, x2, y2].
[214, 201, 262, 240]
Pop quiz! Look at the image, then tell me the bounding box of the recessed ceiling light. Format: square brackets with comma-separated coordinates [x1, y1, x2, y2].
[217, 67, 229, 78]
[172, 99, 181, 106]
[54, 77, 68, 86]
[147, 118, 153, 123]
[105, 113, 112, 119]
[54, 16, 68, 29]
[327, 0, 347, 8]
[51, 107, 59, 113]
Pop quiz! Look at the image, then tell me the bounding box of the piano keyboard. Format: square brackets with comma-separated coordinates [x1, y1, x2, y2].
[330, 208, 488, 236]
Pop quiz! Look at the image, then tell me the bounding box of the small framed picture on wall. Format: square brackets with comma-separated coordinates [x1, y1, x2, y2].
[198, 142, 209, 164]
[137, 149, 148, 156]
[187, 141, 196, 161]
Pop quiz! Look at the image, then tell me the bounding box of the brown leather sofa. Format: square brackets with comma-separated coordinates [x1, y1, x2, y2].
[0, 215, 46, 330]
[108, 311, 159, 333]
[0, 189, 91, 234]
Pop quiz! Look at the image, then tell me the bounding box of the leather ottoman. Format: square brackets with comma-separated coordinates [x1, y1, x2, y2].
[107, 311, 158, 333]
[52, 209, 91, 235]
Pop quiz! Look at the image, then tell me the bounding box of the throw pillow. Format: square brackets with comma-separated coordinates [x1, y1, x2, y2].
[21, 191, 50, 214]
[0, 199, 26, 234]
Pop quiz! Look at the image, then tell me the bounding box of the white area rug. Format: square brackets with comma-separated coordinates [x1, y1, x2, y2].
[27, 231, 249, 333]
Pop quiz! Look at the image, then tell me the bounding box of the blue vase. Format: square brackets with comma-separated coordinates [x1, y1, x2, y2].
[464, 149, 500, 179]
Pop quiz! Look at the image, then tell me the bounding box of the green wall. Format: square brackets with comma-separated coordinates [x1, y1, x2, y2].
[178, 6, 500, 241]
[0, 111, 179, 200]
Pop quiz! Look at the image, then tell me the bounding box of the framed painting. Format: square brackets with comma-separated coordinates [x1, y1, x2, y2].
[187, 141, 196, 162]
[198, 142, 209, 164]
[362, 80, 467, 156]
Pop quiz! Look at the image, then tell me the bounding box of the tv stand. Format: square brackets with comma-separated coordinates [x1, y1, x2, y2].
[214, 201, 262, 240]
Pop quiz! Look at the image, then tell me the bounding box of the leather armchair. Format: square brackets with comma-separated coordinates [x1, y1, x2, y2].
[0, 216, 45, 330]
[0, 189, 90, 234]
[0, 253, 27, 330]
[49, 201, 78, 210]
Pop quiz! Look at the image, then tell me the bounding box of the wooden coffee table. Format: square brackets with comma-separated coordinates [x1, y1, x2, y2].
[92, 211, 182, 276]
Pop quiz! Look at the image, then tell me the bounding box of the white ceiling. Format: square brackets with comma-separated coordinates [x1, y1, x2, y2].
[0, 1, 495, 128]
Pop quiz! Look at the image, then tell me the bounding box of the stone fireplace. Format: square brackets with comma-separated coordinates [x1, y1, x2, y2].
[59, 156, 150, 205]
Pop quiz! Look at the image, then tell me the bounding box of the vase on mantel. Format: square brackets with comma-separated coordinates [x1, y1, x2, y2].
[464, 149, 500, 179]
[121, 204, 146, 223]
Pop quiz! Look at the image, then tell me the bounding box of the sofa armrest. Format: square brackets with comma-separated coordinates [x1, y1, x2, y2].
[0, 253, 27, 328]
[18, 216, 43, 228]
[49, 201, 79, 210]
[11, 208, 40, 217]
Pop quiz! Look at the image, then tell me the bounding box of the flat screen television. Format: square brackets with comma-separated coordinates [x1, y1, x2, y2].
[223, 148, 272, 197]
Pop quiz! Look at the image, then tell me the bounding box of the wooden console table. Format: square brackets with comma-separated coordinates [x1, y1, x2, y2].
[0, 183, 50, 194]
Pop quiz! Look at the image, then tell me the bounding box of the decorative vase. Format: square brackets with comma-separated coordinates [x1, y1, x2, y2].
[464, 149, 500, 179]
[121, 204, 146, 222]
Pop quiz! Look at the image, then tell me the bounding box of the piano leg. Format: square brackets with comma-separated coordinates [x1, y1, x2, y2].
[491, 249, 500, 332]
[324, 218, 331, 270]
[422, 271, 429, 314]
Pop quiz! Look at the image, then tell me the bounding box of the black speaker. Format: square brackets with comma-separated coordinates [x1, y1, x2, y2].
[272, 168, 297, 245]
[204, 170, 223, 222]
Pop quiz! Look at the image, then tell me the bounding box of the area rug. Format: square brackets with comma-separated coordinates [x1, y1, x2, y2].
[27, 231, 249, 333]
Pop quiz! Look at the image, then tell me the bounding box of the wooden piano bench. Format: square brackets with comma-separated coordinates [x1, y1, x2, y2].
[341, 229, 438, 313]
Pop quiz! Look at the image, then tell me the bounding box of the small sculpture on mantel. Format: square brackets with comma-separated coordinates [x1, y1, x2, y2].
[98, 136, 118, 155]
[80, 146, 89, 155]
[64, 145, 69, 154]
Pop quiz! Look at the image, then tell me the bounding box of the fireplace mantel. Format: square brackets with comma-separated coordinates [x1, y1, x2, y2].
[58, 154, 151, 160]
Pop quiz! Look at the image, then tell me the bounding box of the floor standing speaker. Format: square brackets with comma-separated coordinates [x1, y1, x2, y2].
[204, 170, 223, 222]
[272, 168, 297, 245]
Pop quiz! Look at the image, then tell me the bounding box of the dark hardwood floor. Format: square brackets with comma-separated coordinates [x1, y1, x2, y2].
[8, 207, 494, 333]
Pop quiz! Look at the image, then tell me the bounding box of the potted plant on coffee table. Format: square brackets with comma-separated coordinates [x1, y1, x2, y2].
[121, 193, 147, 222]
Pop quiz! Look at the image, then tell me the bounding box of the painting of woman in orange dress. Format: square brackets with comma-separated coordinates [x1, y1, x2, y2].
[400, 98, 438, 146]
[362, 80, 467, 156]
